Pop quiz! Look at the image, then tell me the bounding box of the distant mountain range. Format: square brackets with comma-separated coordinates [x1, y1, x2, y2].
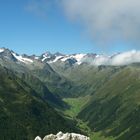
[0, 47, 140, 140]
[1, 48, 140, 66]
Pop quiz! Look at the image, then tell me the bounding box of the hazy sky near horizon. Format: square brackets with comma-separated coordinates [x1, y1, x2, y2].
[0, 0, 139, 55]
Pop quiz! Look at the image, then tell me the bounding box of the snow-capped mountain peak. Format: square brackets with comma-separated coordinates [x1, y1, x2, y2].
[41, 52, 54, 62]
[0, 48, 5, 53]
[42, 50, 140, 66]
[0, 48, 34, 64]
[60, 53, 86, 65]
[0, 48, 140, 66]
[12, 53, 33, 64]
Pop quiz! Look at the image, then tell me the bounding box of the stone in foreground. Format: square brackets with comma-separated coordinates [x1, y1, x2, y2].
[35, 132, 90, 140]
[35, 136, 42, 140]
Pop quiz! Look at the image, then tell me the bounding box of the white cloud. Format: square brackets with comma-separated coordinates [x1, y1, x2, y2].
[86, 50, 140, 66]
[25, 0, 140, 49]
[61, 0, 140, 45]
[110, 50, 140, 65]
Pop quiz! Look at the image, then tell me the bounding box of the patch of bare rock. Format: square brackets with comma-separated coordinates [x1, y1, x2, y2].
[35, 131, 90, 140]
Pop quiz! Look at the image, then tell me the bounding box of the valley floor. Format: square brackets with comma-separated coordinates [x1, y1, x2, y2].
[63, 97, 115, 140]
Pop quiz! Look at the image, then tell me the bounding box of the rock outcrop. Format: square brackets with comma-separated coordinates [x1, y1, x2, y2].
[35, 136, 42, 140]
[35, 132, 90, 140]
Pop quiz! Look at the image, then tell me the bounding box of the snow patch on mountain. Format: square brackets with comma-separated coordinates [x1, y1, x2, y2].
[0, 48, 4, 53]
[41, 52, 52, 62]
[73, 54, 86, 65]
[60, 54, 86, 65]
[34, 56, 39, 60]
[12, 53, 33, 64]
[51, 56, 64, 63]
[42, 55, 50, 62]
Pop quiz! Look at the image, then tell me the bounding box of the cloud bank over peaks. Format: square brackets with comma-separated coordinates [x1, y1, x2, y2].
[89, 50, 140, 66]
[61, 0, 140, 45]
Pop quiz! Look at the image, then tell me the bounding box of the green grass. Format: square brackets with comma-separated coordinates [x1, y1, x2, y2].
[0, 66, 79, 140]
[63, 97, 115, 140]
[78, 67, 140, 140]
[90, 132, 114, 140]
[63, 96, 90, 117]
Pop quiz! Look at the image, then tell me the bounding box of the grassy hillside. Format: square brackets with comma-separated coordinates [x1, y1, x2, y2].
[0, 66, 79, 140]
[63, 96, 115, 140]
[1, 53, 140, 140]
[19, 71, 66, 109]
[63, 96, 90, 117]
[31, 65, 77, 98]
[0, 56, 70, 108]
[51, 63, 140, 140]
[78, 65, 140, 140]
[51, 63, 125, 97]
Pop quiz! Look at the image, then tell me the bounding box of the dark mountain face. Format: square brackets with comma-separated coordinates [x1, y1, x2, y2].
[0, 66, 79, 140]
[0, 48, 17, 62]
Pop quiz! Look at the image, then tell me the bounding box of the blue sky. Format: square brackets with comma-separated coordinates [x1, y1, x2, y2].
[0, 0, 138, 55]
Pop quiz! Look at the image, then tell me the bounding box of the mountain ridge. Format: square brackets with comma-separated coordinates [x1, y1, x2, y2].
[1, 48, 140, 66]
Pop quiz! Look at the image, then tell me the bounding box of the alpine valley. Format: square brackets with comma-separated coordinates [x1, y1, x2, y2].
[0, 48, 140, 140]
